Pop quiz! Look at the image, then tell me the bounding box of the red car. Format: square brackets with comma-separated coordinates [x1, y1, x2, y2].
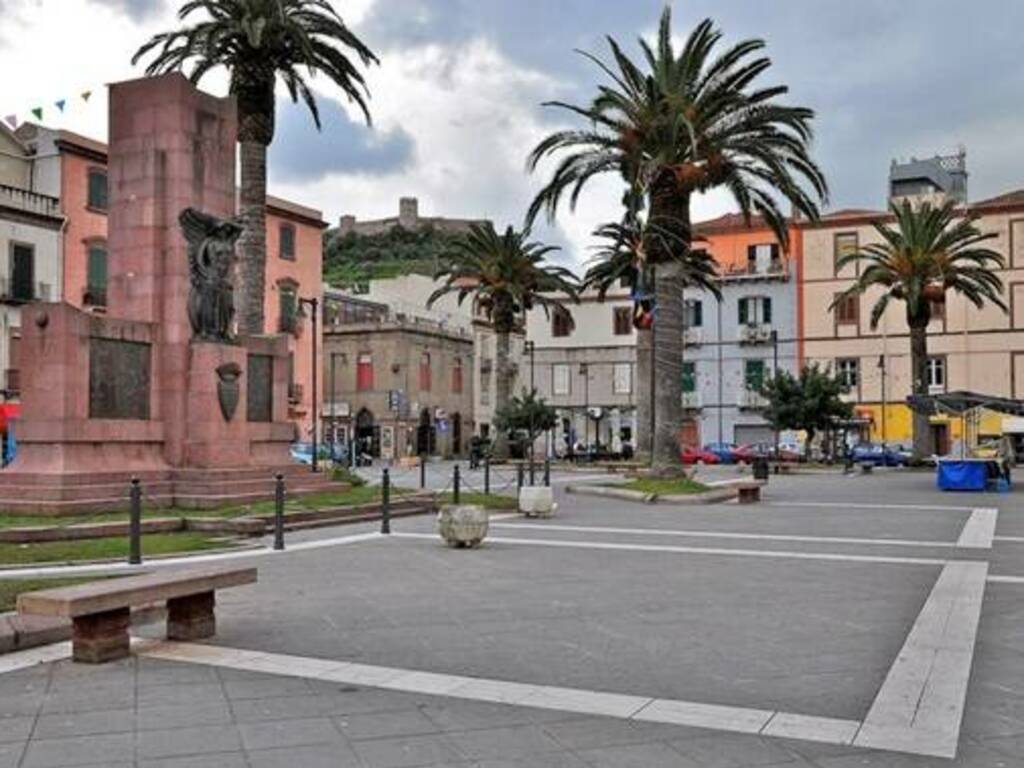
[680, 445, 720, 465]
[731, 444, 758, 464]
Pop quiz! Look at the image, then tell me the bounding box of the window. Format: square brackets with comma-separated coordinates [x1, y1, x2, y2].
[836, 358, 859, 389]
[683, 299, 703, 328]
[681, 361, 697, 393]
[612, 363, 632, 394]
[279, 286, 297, 333]
[834, 293, 859, 325]
[87, 168, 108, 211]
[744, 359, 766, 391]
[85, 242, 107, 306]
[9, 242, 34, 301]
[613, 306, 632, 335]
[552, 363, 571, 395]
[452, 357, 463, 394]
[746, 243, 780, 274]
[552, 307, 573, 337]
[930, 299, 945, 322]
[419, 351, 432, 391]
[927, 357, 945, 390]
[738, 296, 771, 325]
[356, 353, 373, 391]
[834, 232, 858, 273]
[279, 223, 296, 261]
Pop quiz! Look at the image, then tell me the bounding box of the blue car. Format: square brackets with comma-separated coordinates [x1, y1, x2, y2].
[850, 442, 908, 467]
[703, 442, 739, 464]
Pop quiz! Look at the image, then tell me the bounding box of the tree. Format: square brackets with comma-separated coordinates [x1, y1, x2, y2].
[427, 223, 579, 458]
[494, 390, 558, 458]
[583, 215, 718, 461]
[527, 7, 827, 470]
[134, 0, 378, 334]
[760, 364, 852, 460]
[831, 199, 1006, 457]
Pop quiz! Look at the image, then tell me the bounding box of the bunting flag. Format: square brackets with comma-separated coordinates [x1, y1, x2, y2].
[5, 88, 98, 129]
[3, 115, 16, 129]
[55, 99, 66, 113]
[31, 107, 42, 121]
[81, 90, 92, 102]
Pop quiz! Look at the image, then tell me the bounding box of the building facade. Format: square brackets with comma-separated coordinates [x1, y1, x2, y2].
[322, 289, 474, 459]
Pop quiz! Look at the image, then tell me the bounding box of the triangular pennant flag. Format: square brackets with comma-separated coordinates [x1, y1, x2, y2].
[55, 99, 66, 113]
[81, 90, 92, 102]
[31, 107, 42, 121]
[3, 115, 16, 129]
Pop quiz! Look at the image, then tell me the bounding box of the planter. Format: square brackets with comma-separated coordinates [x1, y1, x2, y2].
[519, 486, 557, 518]
[437, 504, 489, 548]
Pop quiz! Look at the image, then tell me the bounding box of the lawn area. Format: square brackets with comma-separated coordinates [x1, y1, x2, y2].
[0, 484, 405, 530]
[0, 577, 109, 612]
[0, 532, 234, 566]
[437, 491, 518, 510]
[616, 477, 709, 495]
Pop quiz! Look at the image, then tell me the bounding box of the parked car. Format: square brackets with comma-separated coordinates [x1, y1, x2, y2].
[850, 442, 908, 467]
[680, 444, 720, 465]
[289, 442, 334, 466]
[703, 442, 739, 464]
[740, 442, 802, 463]
[730, 444, 758, 464]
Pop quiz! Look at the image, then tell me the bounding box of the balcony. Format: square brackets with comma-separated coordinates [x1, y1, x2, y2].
[0, 184, 61, 220]
[0, 279, 51, 305]
[738, 323, 773, 345]
[83, 285, 107, 309]
[681, 391, 702, 410]
[4, 369, 19, 396]
[721, 259, 789, 282]
[739, 389, 768, 410]
[288, 382, 304, 404]
[683, 327, 703, 347]
[278, 312, 298, 334]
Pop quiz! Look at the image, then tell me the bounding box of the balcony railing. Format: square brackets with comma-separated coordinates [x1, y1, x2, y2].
[738, 323, 773, 345]
[721, 259, 788, 281]
[681, 391, 702, 410]
[683, 327, 703, 347]
[5, 369, 20, 395]
[279, 312, 298, 334]
[739, 389, 768, 410]
[83, 285, 107, 308]
[0, 279, 51, 304]
[0, 184, 61, 219]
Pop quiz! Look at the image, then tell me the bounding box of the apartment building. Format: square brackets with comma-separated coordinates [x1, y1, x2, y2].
[4, 123, 326, 438]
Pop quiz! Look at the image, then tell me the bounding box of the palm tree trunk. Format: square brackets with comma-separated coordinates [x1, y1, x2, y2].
[634, 325, 652, 461]
[652, 259, 686, 470]
[492, 329, 512, 458]
[237, 139, 268, 335]
[909, 323, 932, 458]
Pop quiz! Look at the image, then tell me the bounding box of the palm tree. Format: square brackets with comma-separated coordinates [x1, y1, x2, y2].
[528, 7, 826, 469]
[428, 223, 580, 458]
[133, 0, 378, 335]
[832, 199, 1006, 458]
[583, 215, 718, 460]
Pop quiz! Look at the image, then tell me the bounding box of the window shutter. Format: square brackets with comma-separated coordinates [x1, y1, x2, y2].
[763, 297, 772, 324]
[747, 245, 756, 262]
[87, 246, 107, 289]
[770, 244, 780, 261]
[694, 300, 703, 327]
[738, 298, 748, 324]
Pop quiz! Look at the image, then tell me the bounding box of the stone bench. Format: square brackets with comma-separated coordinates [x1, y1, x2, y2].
[736, 482, 762, 504]
[860, 462, 874, 474]
[17, 565, 256, 663]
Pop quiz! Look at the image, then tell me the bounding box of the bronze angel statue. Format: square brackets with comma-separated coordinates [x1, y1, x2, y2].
[179, 207, 244, 342]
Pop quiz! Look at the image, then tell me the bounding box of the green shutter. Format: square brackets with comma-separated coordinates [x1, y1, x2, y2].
[681, 362, 696, 393]
[763, 297, 772, 324]
[694, 300, 703, 328]
[87, 246, 107, 290]
[745, 360, 765, 390]
[738, 298, 748, 324]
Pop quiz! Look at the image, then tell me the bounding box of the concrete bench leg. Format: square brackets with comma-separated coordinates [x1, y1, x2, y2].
[738, 489, 760, 504]
[72, 608, 130, 663]
[167, 591, 215, 641]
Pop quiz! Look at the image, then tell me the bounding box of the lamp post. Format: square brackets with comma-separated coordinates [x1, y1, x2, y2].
[524, 340, 536, 392]
[297, 296, 319, 473]
[580, 363, 589, 453]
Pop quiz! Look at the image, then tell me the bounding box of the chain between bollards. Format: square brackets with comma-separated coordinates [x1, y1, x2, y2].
[453, 464, 461, 504]
[128, 477, 142, 565]
[273, 474, 285, 550]
[544, 459, 551, 487]
[484, 456, 490, 495]
[381, 468, 391, 534]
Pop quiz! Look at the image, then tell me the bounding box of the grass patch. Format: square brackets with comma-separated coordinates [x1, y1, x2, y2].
[0, 577, 112, 612]
[437, 492, 518, 510]
[617, 477, 709, 496]
[0, 532, 233, 566]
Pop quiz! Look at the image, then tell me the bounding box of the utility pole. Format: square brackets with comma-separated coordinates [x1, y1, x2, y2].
[771, 330, 779, 453]
[298, 296, 320, 472]
[879, 353, 887, 446]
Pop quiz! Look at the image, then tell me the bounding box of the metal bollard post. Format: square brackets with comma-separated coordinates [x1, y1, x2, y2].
[516, 463, 524, 491]
[484, 456, 490, 495]
[128, 477, 142, 565]
[528, 458, 535, 487]
[453, 464, 461, 504]
[273, 474, 285, 551]
[420, 455, 427, 489]
[381, 468, 391, 534]
[544, 459, 551, 487]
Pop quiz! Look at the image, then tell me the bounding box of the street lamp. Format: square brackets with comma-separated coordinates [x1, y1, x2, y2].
[524, 340, 536, 392]
[296, 296, 320, 473]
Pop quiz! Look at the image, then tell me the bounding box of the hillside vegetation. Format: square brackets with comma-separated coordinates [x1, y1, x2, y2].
[323, 225, 464, 288]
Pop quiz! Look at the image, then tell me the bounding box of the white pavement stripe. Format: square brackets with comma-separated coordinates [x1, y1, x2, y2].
[493, 521, 958, 549]
[767, 501, 974, 512]
[955, 508, 998, 549]
[987, 574, 1024, 584]
[391, 531, 950, 567]
[993, 535, 1024, 543]
[854, 560, 988, 759]
[137, 640, 860, 748]
[0, 531, 383, 580]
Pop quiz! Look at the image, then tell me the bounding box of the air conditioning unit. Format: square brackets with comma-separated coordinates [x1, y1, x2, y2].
[681, 391, 702, 409]
[683, 328, 703, 346]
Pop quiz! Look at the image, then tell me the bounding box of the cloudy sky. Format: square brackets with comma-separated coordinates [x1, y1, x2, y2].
[3, 0, 1024, 269]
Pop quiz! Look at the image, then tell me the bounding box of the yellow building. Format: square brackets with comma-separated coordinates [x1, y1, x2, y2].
[800, 189, 1024, 451]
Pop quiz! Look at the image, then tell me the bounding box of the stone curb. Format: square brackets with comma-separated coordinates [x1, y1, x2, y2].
[0, 611, 70, 653]
[565, 484, 744, 505]
[565, 485, 656, 503]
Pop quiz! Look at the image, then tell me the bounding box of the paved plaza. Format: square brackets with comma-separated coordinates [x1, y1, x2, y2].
[1, 469, 1023, 766]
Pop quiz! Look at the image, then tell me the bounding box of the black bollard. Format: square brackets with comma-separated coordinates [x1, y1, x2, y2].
[420, 455, 427, 489]
[516, 463, 524, 491]
[381, 468, 391, 534]
[453, 464, 461, 504]
[484, 456, 491, 495]
[273, 474, 285, 551]
[544, 459, 551, 487]
[128, 477, 142, 565]
[528, 458, 535, 487]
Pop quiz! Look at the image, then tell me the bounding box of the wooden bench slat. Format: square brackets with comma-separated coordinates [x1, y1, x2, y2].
[17, 565, 257, 619]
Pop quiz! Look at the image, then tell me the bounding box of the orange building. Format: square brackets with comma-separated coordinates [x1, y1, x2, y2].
[11, 124, 325, 438]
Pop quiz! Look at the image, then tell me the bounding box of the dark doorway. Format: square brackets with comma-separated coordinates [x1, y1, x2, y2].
[452, 412, 462, 456]
[355, 407, 379, 458]
[931, 423, 950, 456]
[417, 408, 436, 455]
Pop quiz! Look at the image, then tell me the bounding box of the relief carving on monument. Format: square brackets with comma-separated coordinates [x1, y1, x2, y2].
[216, 362, 242, 421]
[179, 207, 244, 343]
